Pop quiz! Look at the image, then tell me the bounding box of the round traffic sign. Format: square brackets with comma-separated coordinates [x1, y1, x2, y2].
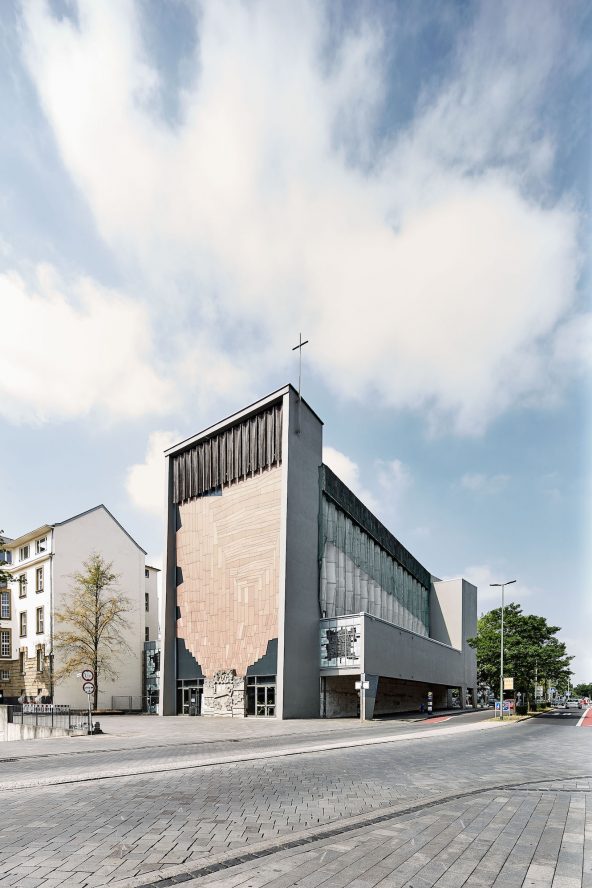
[81, 669, 94, 681]
[82, 682, 94, 695]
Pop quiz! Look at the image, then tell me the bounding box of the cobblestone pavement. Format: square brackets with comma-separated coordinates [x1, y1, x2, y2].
[0, 712, 495, 791]
[175, 778, 592, 888]
[0, 715, 589, 888]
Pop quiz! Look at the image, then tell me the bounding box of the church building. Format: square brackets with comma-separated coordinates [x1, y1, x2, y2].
[161, 385, 477, 718]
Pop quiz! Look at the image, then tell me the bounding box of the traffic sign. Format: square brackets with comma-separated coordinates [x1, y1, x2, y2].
[81, 669, 94, 681]
[82, 682, 94, 695]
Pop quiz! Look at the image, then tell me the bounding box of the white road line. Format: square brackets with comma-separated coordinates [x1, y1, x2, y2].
[576, 707, 589, 728]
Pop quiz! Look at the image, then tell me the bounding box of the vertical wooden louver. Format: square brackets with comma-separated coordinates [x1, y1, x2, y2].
[172, 403, 283, 504]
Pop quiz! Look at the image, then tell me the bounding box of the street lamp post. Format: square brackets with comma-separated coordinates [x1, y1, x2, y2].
[490, 580, 516, 720]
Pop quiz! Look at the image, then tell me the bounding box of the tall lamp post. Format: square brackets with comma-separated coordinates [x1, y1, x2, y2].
[490, 580, 516, 720]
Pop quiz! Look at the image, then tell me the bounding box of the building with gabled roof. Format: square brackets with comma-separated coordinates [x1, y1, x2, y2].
[1, 505, 151, 709]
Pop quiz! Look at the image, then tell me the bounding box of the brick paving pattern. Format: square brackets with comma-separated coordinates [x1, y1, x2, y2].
[0, 713, 590, 888]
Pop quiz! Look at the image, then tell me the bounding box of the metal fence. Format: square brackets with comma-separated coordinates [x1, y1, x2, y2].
[111, 695, 144, 711]
[8, 705, 90, 733]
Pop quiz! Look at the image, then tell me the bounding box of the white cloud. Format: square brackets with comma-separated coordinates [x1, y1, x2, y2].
[322, 445, 380, 514]
[0, 265, 174, 424]
[458, 564, 534, 610]
[322, 447, 413, 524]
[126, 430, 179, 516]
[19, 1, 587, 434]
[461, 473, 510, 494]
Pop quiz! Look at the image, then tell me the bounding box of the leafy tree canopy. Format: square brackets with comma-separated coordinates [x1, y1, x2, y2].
[54, 553, 133, 709]
[573, 683, 592, 698]
[468, 602, 573, 699]
[0, 531, 14, 589]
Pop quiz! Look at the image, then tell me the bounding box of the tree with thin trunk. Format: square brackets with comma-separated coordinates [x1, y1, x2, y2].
[54, 553, 133, 710]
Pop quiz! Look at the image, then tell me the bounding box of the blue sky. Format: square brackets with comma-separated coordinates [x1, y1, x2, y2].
[1, 1, 590, 682]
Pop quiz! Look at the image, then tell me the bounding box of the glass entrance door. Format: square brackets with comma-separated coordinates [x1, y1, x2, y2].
[176, 679, 203, 715]
[246, 675, 276, 717]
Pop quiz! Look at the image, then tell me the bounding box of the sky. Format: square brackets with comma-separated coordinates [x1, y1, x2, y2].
[1, 0, 590, 682]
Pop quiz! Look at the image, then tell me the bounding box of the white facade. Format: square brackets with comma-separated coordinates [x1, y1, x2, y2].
[144, 566, 160, 643]
[1, 506, 148, 709]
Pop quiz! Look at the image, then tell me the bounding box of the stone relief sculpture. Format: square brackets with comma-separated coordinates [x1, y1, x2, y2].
[202, 669, 246, 717]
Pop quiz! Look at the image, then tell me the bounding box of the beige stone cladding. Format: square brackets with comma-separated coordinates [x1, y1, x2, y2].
[176, 465, 282, 678]
[4, 652, 50, 700]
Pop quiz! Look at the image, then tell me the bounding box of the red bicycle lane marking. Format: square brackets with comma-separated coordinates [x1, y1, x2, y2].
[421, 716, 452, 725]
[579, 708, 592, 727]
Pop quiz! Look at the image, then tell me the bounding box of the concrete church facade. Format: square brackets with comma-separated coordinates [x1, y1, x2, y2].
[161, 386, 477, 719]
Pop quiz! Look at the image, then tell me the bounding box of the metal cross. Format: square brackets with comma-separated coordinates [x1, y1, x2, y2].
[292, 333, 309, 402]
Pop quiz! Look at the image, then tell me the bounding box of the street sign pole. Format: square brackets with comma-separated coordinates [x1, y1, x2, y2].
[81, 670, 95, 735]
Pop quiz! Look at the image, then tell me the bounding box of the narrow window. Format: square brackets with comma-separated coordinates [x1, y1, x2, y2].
[19, 545, 30, 561]
[19, 574, 27, 597]
[36, 567, 44, 592]
[145, 627, 150, 641]
[19, 612, 27, 637]
[145, 592, 149, 612]
[36, 648, 44, 672]
[0, 590, 10, 620]
[19, 651, 25, 674]
[36, 607, 44, 634]
[0, 630, 11, 658]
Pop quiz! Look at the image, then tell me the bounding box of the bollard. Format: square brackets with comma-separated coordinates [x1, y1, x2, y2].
[92, 721, 103, 734]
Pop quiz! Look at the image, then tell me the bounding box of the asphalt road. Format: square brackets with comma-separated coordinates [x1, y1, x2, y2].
[0, 710, 590, 888]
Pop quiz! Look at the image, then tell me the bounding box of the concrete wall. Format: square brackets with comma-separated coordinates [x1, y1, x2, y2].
[278, 390, 323, 718]
[52, 508, 145, 708]
[0, 706, 70, 741]
[161, 455, 178, 715]
[430, 578, 462, 648]
[145, 567, 159, 643]
[363, 612, 471, 689]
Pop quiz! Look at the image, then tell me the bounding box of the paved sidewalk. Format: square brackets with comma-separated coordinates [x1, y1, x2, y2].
[165, 777, 592, 888]
[0, 714, 496, 791]
[0, 717, 589, 888]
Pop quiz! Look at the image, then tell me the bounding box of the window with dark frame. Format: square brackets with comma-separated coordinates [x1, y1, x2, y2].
[0, 629, 11, 658]
[19, 611, 27, 637]
[0, 590, 10, 620]
[36, 607, 44, 634]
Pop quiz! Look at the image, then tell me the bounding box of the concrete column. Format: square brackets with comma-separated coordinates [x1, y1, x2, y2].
[361, 674, 379, 721]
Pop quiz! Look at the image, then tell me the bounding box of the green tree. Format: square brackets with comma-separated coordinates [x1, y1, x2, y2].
[53, 553, 133, 710]
[573, 683, 592, 698]
[0, 531, 13, 588]
[468, 603, 573, 705]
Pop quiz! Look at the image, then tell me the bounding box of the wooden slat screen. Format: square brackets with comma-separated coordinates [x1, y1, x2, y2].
[172, 403, 283, 503]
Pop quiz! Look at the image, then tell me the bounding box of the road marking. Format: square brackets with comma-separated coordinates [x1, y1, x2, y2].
[576, 707, 592, 728]
[422, 716, 452, 725]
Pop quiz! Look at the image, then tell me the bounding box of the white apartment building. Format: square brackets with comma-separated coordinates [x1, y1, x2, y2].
[0, 505, 150, 709]
[144, 565, 159, 643]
